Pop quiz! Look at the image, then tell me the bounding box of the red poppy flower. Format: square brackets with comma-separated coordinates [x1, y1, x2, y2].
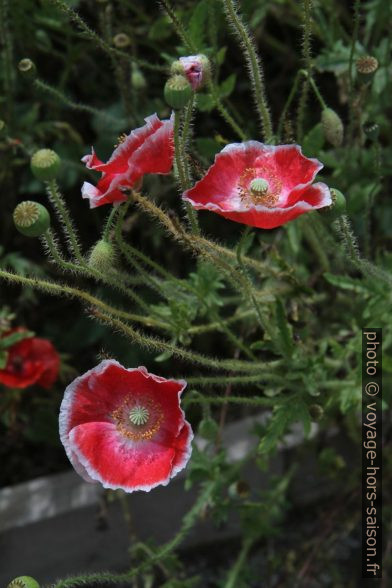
[59, 360, 193, 492]
[81, 114, 174, 208]
[0, 328, 60, 389]
[183, 142, 331, 229]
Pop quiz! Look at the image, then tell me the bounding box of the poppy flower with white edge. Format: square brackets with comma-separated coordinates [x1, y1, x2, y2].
[59, 360, 193, 492]
[182, 141, 332, 229]
[0, 328, 60, 389]
[81, 114, 174, 208]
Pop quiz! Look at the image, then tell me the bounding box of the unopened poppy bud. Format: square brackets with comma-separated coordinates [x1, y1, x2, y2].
[228, 480, 250, 499]
[31, 149, 61, 181]
[321, 108, 344, 147]
[363, 122, 379, 142]
[13, 201, 50, 237]
[113, 33, 131, 49]
[18, 58, 36, 80]
[164, 75, 192, 109]
[131, 64, 146, 91]
[356, 55, 378, 82]
[309, 404, 324, 421]
[319, 188, 346, 222]
[198, 417, 218, 440]
[177, 54, 211, 91]
[7, 577, 40, 588]
[88, 239, 117, 272]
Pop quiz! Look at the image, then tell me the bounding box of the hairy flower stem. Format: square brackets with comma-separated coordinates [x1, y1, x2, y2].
[296, 0, 313, 141]
[334, 215, 392, 286]
[222, 0, 273, 142]
[207, 80, 248, 140]
[94, 310, 275, 374]
[34, 79, 125, 125]
[0, 269, 167, 330]
[46, 180, 84, 263]
[174, 109, 200, 234]
[46, 0, 164, 72]
[186, 371, 284, 387]
[347, 0, 362, 144]
[131, 191, 278, 277]
[102, 206, 119, 242]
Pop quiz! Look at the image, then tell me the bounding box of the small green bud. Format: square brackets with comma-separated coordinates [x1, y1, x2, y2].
[198, 417, 218, 440]
[228, 480, 250, 499]
[356, 55, 378, 82]
[319, 188, 346, 222]
[88, 239, 117, 272]
[13, 201, 50, 237]
[0, 119, 6, 135]
[7, 577, 40, 588]
[164, 75, 192, 110]
[309, 404, 324, 421]
[363, 122, 379, 142]
[31, 149, 61, 181]
[18, 58, 37, 80]
[113, 33, 131, 49]
[321, 108, 344, 147]
[131, 64, 146, 91]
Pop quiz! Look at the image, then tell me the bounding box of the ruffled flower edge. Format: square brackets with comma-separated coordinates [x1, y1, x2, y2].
[59, 360, 193, 492]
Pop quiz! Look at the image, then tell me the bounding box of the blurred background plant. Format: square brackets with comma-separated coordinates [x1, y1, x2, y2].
[1, 0, 391, 586]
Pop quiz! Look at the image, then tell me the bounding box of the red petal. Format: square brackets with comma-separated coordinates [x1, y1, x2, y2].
[69, 421, 179, 492]
[271, 145, 322, 192]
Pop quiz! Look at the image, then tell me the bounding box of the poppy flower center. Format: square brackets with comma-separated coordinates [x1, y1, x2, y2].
[112, 396, 163, 441]
[129, 405, 149, 426]
[238, 167, 282, 208]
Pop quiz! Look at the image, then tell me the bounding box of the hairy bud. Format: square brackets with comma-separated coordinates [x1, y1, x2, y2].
[321, 108, 344, 147]
[171, 54, 211, 91]
[13, 201, 50, 237]
[88, 240, 117, 272]
[319, 188, 346, 222]
[131, 64, 146, 91]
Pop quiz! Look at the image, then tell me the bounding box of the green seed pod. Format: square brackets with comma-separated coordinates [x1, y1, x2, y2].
[31, 149, 61, 182]
[309, 404, 324, 421]
[18, 58, 37, 80]
[131, 64, 146, 91]
[7, 577, 40, 588]
[363, 122, 379, 142]
[321, 108, 344, 147]
[356, 55, 378, 83]
[228, 480, 250, 499]
[88, 239, 117, 272]
[319, 188, 346, 222]
[13, 201, 50, 237]
[164, 75, 192, 110]
[113, 33, 131, 49]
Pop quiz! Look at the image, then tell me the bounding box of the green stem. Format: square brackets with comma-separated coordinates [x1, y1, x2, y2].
[301, 217, 330, 272]
[174, 109, 199, 234]
[94, 310, 277, 373]
[0, 269, 167, 330]
[224, 537, 254, 588]
[186, 371, 284, 387]
[296, 0, 313, 141]
[222, 0, 273, 142]
[46, 180, 84, 262]
[34, 79, 125, 125]
[208, 80, 248, 140]
[102, 207, 118, 242]
[277, 70, 302, 141]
